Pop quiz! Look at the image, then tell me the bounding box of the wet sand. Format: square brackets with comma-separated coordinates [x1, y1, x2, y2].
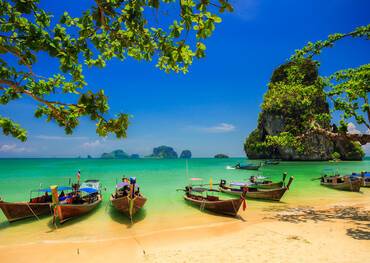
[1, 189, 369, 263]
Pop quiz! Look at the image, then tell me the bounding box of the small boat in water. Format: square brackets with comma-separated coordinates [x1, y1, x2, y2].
[264, 159, 280, 165]
[51, 180, 102, 224]
[0, 186, 72, 223]
[219, 176, 294, 201]
[110, 177, 147, 220]
[248, 173, 287, 189]
[180, 178, 247, 217]
[234, 162, 261, 170]
[320, 174, 362, 192]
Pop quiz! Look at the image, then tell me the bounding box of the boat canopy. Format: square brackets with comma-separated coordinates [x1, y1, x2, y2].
[116, 182, 139, 189]
[230, 182, 250, 186]
[80, 180, 100, 190]
[33, 186, 72, 193]
[79, 187, 98, 194]
[351, 172, 369, 177]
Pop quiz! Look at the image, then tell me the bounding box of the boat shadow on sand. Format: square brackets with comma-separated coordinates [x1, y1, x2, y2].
[46, 202, 103, 230]
[0, 214, 50, 231]
[108, 206, 147, 228]
[183, 200, 247, 222]
[263, 205, 370, 240]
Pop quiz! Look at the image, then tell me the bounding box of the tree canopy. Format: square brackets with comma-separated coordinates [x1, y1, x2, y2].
[0, 0, 233, 141]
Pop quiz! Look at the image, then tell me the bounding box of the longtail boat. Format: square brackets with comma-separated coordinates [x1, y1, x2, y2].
[350, 171, 369, 187]
[0, 186, 72, 223]
[219, 176, 294, 201]
[264, 159, 280, 165]
[248, 173, 287, 189]
[180, 177, 247, 217]
[320, 175, 362, 192]
[51, 180, 102, 224]
[110, 177, 147, 220]
[234, 162, 261, 170]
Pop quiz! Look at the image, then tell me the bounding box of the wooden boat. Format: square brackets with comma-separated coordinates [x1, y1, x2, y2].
[110, 177, 147, 220]
[320, 175, 362, 192]
[182, 186, 246, 217]
[51, 180, 102, 224]
[264, 159, 280, 165]
[350, 172, 369, 187]
[249, 173, 287, 189]
[234, 162, 261, 170]
[0, 186, 72, 223]
[219, 176, 294, 201]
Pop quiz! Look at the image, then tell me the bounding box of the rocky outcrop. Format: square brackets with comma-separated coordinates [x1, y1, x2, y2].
[214, 154, 229, 158]
[180, 150, 192, 159]
[101, 149, 130, 159]
[148, 146, 178, 159]
[244, 59, 364, 161]
[130, 154, 140, 159]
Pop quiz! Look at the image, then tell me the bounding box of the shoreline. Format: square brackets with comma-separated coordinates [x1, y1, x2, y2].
[1, 196, 369, 262]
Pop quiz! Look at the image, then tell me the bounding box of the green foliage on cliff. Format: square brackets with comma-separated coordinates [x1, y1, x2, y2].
[0, 0, 232, 141]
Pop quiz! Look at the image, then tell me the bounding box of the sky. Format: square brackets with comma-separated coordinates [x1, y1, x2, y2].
[1, 0, 369, 158]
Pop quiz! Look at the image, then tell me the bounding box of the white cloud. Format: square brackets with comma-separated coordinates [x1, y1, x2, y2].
[0, 144, 29, 153]
[35, 135, 88, 140]
[82, 138, 107, 148]
[189, 123, 236, 133]
[347, 122, 361, 134]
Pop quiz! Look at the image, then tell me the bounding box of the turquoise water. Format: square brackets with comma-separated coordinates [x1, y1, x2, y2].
[0, 158, 369, 245]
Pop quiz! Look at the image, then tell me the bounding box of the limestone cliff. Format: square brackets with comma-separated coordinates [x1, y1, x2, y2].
[244, 59, 364, 161]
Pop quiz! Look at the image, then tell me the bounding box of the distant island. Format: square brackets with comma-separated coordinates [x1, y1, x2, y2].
[214, 154, 229, 159]
[180, 150, 192, 159]
[100, 150, 140, 159]
[147, 145, 178, 159]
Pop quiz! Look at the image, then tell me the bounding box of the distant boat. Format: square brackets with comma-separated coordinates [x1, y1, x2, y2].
[52, 180, 102, 224]
[319, 170, 362, 192]
[110, 177, 147, 220]
[219, 176, 294, 201]
[264, 159, 280, 165]
[0, 186, 72, 223]
[234, 162, 261, 170]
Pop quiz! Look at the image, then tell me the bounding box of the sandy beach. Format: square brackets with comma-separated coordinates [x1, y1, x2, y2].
[1, 192, 369, 263]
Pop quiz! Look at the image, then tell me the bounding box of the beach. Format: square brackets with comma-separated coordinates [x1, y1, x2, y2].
[0, 158, 369, 262]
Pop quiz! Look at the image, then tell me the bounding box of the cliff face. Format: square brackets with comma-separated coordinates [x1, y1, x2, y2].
[180, 150, 192, 159]
[149, 146, 178, 159]
[244, 59, 364, 161]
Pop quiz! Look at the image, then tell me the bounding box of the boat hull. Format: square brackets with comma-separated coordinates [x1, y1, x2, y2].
[110, 195, 147, 218]
[56, 194, 102, 223]
[219, 187, 287, 201]
[0, 201, 51, 222]
[320, 180, 362, 192]
[184, 195, 244, 217]
[236, 166, 260, 171]
[255, 181, 284, 189]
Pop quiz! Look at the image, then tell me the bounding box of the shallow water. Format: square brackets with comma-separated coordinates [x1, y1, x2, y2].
[0, 158, 369, 246]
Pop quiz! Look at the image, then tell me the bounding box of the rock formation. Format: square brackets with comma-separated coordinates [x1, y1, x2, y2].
[180, 150, 192, 159]
[148, 146, 178, 159]
[244, 59, 364, 161]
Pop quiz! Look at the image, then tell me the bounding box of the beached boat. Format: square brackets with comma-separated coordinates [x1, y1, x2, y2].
[110, 177, 147, 220]
[234, 162, 261, 170]
[51, 180, 102, 224]
[219, 176, 294, 201]
[182, 182, 246, 216]
[320, 175, 362, 192]
[0, 186, 72, 223]
[350, 172, 369, 187]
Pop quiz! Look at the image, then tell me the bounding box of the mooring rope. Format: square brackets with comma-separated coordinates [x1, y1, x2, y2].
[26, 203, 40, 221]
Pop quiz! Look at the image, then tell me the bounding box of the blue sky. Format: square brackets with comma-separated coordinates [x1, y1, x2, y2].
[1, 0, 369, 157]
